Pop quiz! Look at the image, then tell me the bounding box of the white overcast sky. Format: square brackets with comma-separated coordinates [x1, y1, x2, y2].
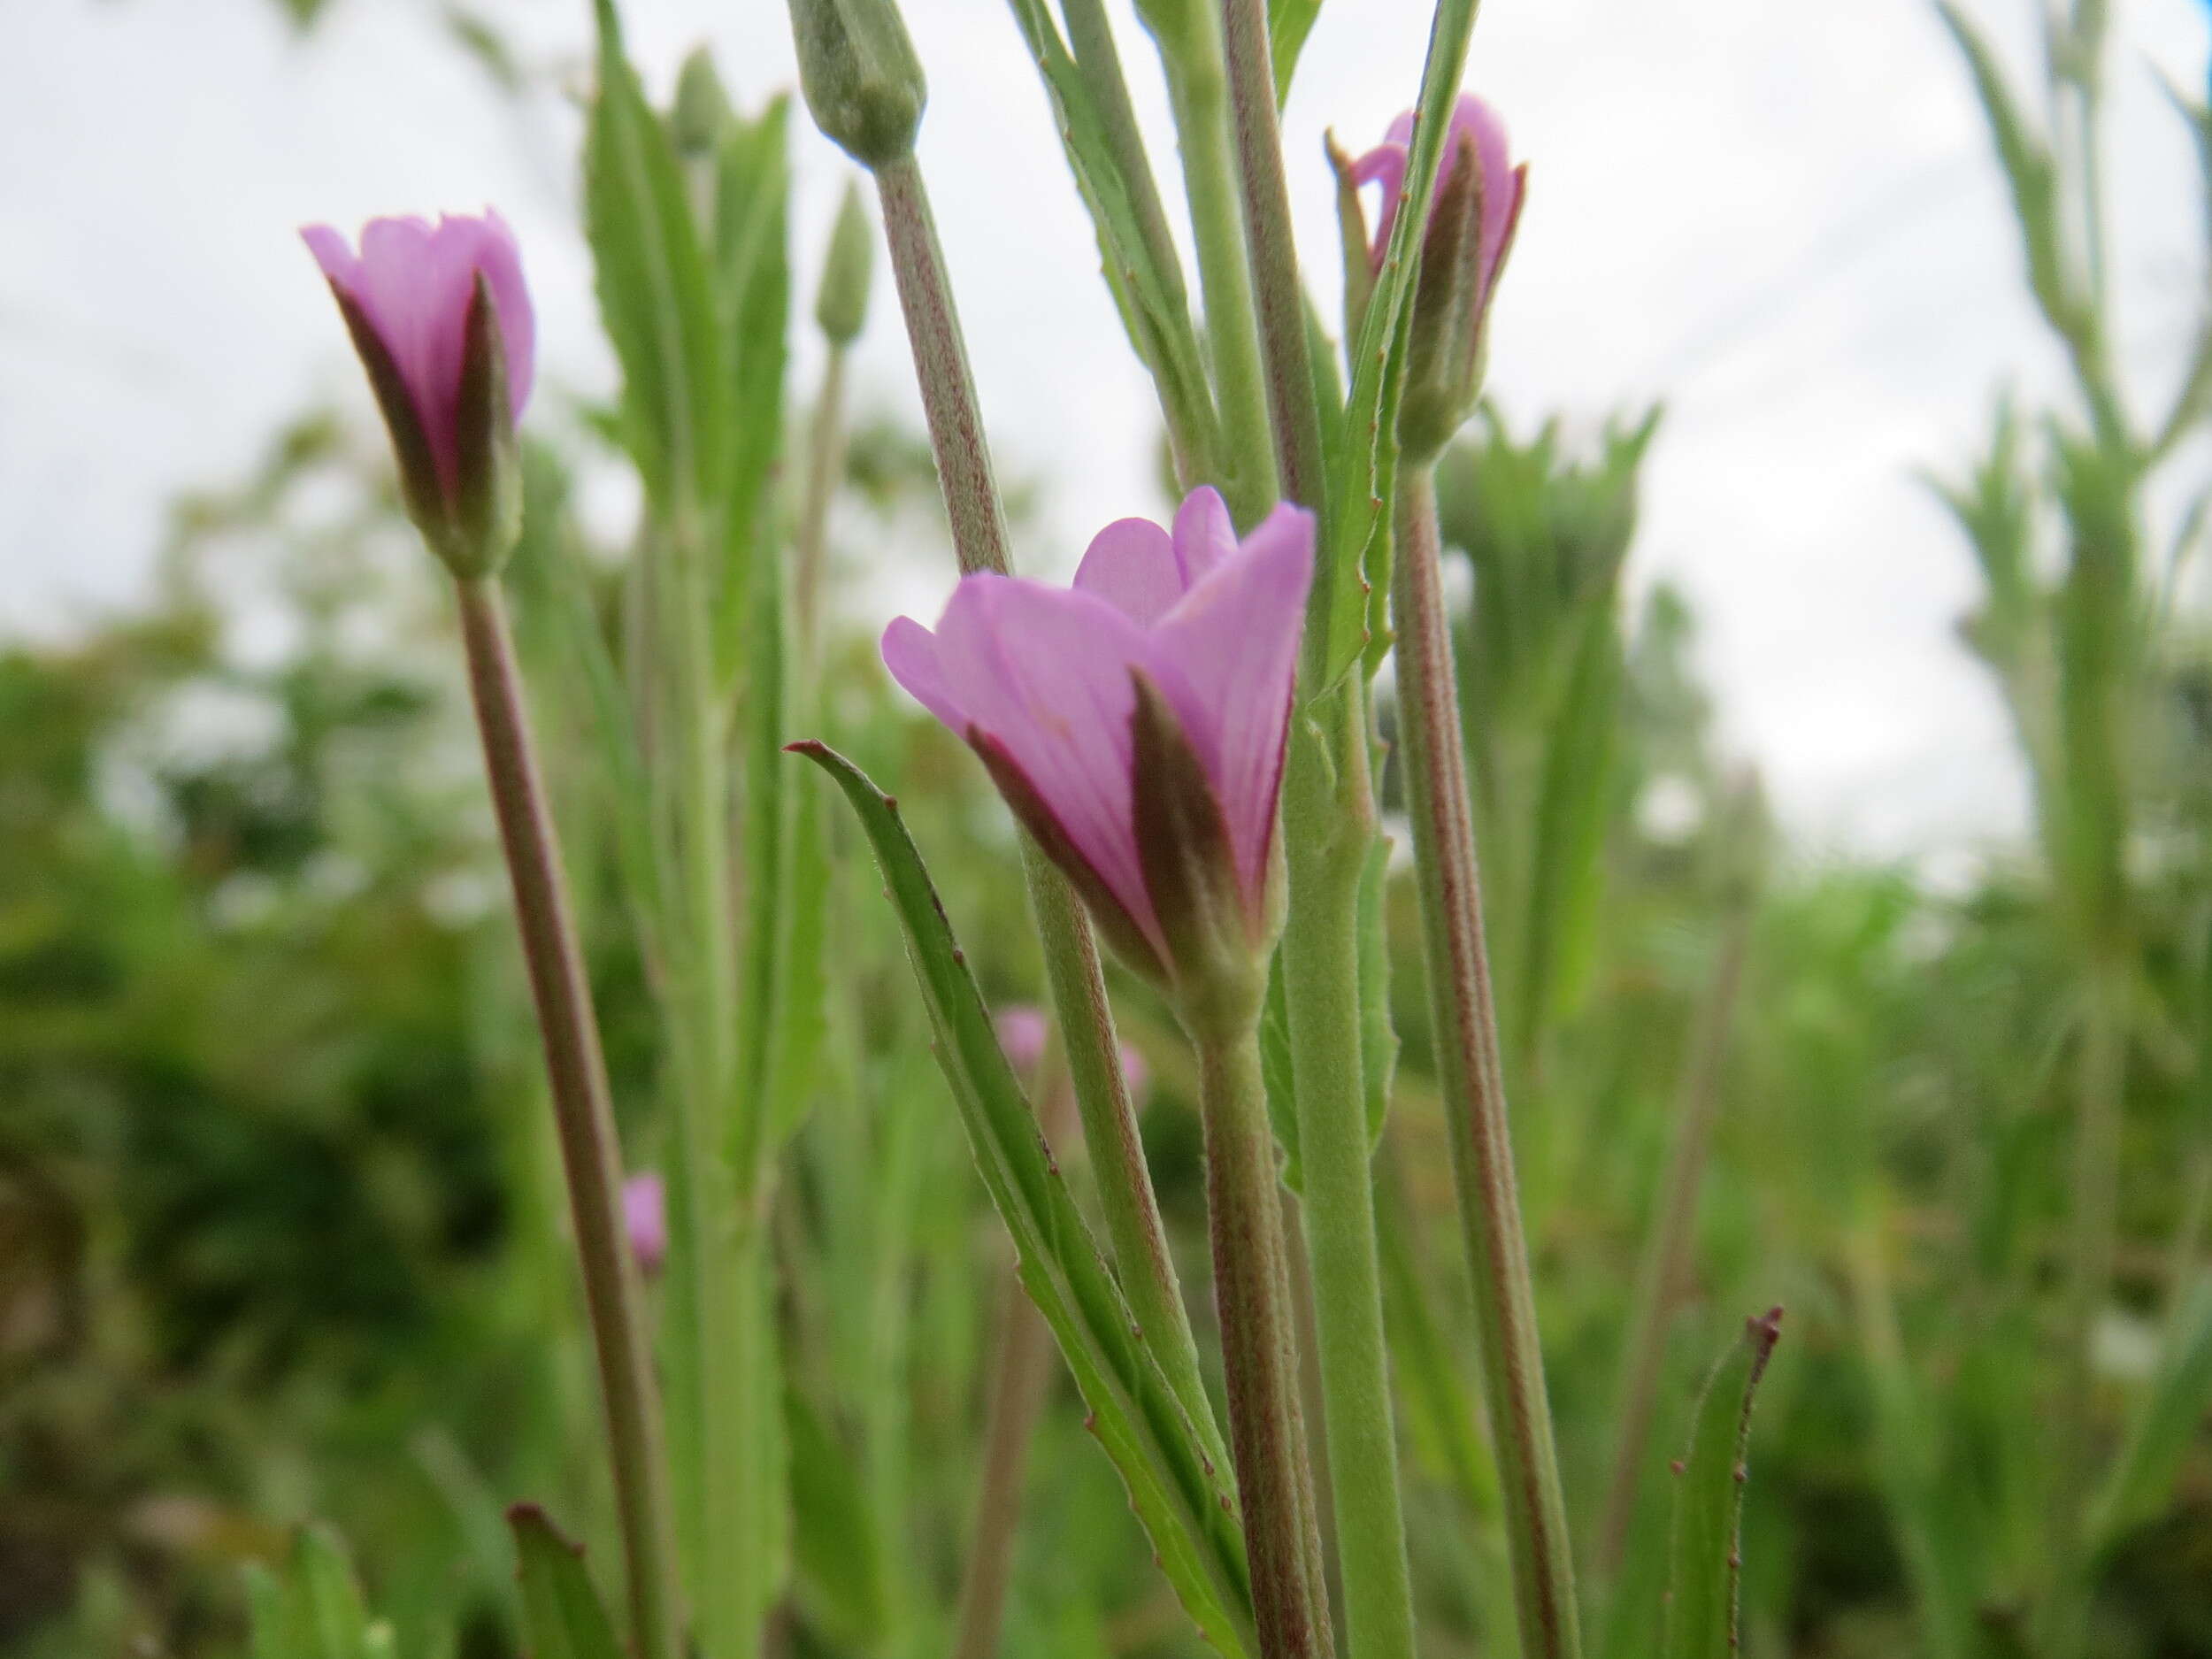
[2, 0, 2207, 856]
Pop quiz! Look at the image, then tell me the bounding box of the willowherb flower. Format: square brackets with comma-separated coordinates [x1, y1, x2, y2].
[623, 1171, 668, 1279]
[301, 211, 534, 577]
[1348, 94, 1523, 298]
[886, 488, 1312, 1025]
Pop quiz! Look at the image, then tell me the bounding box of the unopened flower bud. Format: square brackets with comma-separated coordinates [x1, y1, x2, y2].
[814, 180, 876, 346]
[786, 0, 926, 169]
[671, 47, 735, 159]
[1348, 95, 1525, 462]
[301, 211, 533, 579]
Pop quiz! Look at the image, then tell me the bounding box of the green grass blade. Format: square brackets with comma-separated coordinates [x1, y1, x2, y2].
[509, 1505, 625, 1659]
[790, 740, 1257, 1657]
[1661, 1309, 1783, 1659]
[2087, 1274, 2212, 1555]
[1266, 0, 1323, 104]
[584, 0, 728, 516]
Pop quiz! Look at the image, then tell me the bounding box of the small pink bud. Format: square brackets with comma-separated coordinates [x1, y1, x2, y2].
[995, 1004, 1052, 1072]
[301, 211, 534, 575]
[622, 1171, 668, 1279]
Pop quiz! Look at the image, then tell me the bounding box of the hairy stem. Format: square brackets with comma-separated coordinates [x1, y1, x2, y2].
[871, 146, 1221, 1457]
[1217, 0, 1325, 518]
[1391, 470, 1582, 1659]
[1196, 1019, 1333, 1659]
[452, 575, 684, 1659]
[1279, 695, 1419, 1659]
[1162, 37, 1279, 524]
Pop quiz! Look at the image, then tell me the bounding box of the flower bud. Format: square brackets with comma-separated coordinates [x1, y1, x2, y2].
[301, 212, 533, 579]
[1348, 95, 1525, 462]
[671, 47, 735, 159]
[785, 0, 926, 169]
[814, 180, 876, 346]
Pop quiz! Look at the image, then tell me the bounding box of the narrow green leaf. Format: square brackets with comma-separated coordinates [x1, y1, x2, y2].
[2088, 1275, 2212, 1553]
[293, 1527, 372, 1659]
[786, 1385, 890, 1647]
[1935, 4, 2068, 326]
[1267, 0, 1324, 104]
[584, 0, 729, 515]
[791, 740, 1257, 1656]
[509, 1504, 624, 1659]
[1356, 831, 1396, 1147]
[1662, 1309, 1783, 1659]
[1260, 950, 1301, 1188]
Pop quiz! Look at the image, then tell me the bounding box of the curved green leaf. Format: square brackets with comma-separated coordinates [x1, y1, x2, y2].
[509, 1504, 624, 1659]
[790, 740, 1256, 1656]
[1662, 1309, 1782, 1659]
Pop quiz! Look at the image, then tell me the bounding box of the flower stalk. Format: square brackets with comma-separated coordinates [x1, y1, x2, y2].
[1210, 5, 1421, 1652]
[1195, 1016, 1333, 1659]
[862, 138, 1220, 1457]
[453, 573, 685, 1659]
[1392, 466, 1582, 1659]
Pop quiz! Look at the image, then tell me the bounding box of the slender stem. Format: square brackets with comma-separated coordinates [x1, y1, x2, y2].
[2044, 963, 2126, 1656]
[1596, 892, 1754, 1574]
[952, 1072, 1081, 1659]
[871, 147, 1222, 1457]
[873, 154, 1014, 580]
[794, 342, 849, 669]
[1163, 42, 1279, 524]
[1217, 0, 1325, 518]
[1391, 470, 1582, 1659]
[452, 575, 684, 1659]
[1279, 695, 1418, 1659]
[1195, 1019, 1332, 1659]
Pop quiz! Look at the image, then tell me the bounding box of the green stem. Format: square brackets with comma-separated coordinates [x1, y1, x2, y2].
[1195, 1018, 1333, 1659]
[2044, 964, 2126, 1655]
[1596, 890, 1754, 1576]
[1217, 0, 1326, 519]
[1279, 694, 1419, 1659]
[1391, 470, 1582, 1659]
[952, 1073, 1080, 1659]
[795, 342, 849, 669]
[1162, 39, 1279, 523]
[871, 145, 1223, 1460]
[451, 575, 684, 1659]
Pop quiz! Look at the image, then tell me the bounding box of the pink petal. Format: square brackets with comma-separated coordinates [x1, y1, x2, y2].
[929, 575, 1171, 957]
[1149, 504, 1315, 909]
[1073, 515, 1182, 626]
[1170, 487, 1238, 588]
[623, 1171, 668, 1276]
[299, 211, 534, 497]
[881, 615, 969, 733]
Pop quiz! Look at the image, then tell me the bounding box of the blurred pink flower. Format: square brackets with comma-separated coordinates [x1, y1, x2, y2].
[1350, 93, 1522, 303]
[994, 1002, 1151, 1100]
[995, 1005, 1052, 1072]
[883, 488, 1312, 985]
[622, 1171, 667, 1279]
[300, 211, 534, 506]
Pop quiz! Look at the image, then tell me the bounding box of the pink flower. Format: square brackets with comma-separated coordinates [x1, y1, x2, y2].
[301, 211, 534, 574]
[884, 488, 1313, 993]
[995, 1002, 1151, 1099]
[995, 1005, 1052, 1072]
[1349, 94, 1523, 303]
[622, 1172, 668, 1279]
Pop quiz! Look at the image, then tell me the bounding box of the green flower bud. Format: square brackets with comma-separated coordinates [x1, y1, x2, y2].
[814, 180, 876, 346]
[785, 0, 926, 169]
